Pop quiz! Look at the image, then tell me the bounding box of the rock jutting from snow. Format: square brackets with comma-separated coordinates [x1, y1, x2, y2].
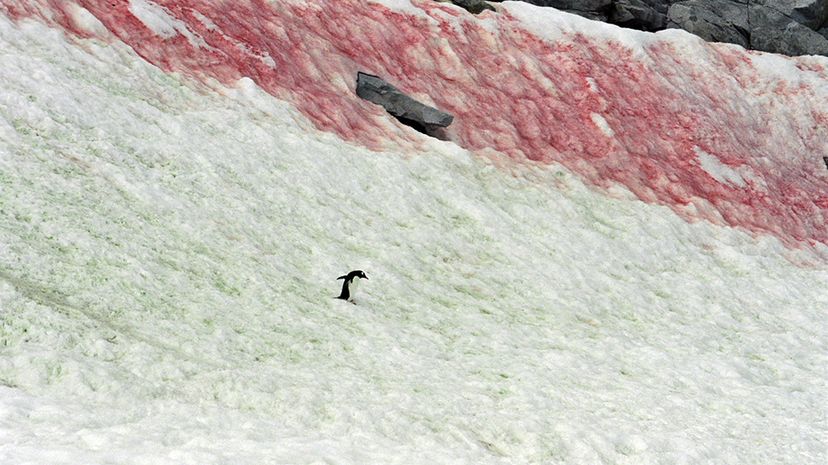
[355, 72, 454, 138]
[496, 0, 828, 56]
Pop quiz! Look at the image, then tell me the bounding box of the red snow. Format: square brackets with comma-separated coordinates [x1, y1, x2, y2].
[3, 0, 826, 248]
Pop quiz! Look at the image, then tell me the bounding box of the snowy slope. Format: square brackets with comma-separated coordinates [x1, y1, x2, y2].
[1, 1, 827, 464]
[7, 0, 827, 247]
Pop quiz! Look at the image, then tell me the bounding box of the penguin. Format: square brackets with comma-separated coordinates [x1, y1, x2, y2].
[336, 270, 368, 302]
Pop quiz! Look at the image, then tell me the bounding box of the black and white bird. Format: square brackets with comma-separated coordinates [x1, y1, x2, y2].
[336, 270, 368, 302]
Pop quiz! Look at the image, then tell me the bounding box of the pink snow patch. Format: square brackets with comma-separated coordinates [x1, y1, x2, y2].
[3, 0, 826, 248]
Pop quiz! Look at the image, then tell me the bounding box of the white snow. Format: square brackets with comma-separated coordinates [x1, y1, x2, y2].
[586, 76, 601, 92]
[188, 9, 275, 68]
[590, 112, 615, 137]
[371, 0, 431, 19]
[694, 146, 746, 188]
[128, 0, 207, 47]
[65, 3, 109, 37]
[0, 11, 827, 465]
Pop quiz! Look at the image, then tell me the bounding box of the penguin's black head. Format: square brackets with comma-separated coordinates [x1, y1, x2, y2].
[337, 270, 368, 281]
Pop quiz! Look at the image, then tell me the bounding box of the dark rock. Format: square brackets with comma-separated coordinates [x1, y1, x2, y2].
[666, 0, 828, 55]
[667, 0, 749, 48]
[749, 3, 828, 56]
[610, 0, 668, 31]
[824, 157, 828, 170]
[451, 0, 495, 14]
[520, 0, 612, 10]
[754, 0, 828, 30]
[562, 9, 608, 21]
[520, 0, 612, 20]
[820, 26, 828, 39]
[355, 72, 454, 137]
[638, 0, 671, 15]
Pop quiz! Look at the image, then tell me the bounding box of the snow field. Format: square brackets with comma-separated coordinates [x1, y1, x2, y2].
[0, 14, 826, 465]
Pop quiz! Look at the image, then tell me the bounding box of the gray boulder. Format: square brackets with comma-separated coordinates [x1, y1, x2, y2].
[749, 3, 828, 55]
[638, 0, 671, 15]
[355, 72, 454, 137]
[667, 0, 749, 48]
[754, 0, 828, 30]
[610, 0, 668, 30]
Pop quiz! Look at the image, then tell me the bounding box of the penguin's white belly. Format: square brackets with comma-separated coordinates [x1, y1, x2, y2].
[348, 277, 360, 293]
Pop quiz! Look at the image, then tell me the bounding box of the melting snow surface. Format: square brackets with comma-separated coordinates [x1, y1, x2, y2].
[0, 2, 826, 465]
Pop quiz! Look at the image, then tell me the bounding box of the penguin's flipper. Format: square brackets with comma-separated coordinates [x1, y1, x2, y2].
[337, 275, 347, 280]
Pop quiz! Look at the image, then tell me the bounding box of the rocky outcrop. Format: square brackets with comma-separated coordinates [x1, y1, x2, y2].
[667, 1, 750, 48]
[355, 72, 454, 138]
[486, 0, 828, 56]
[748, 2, 828, 55]
[610, 0, 668, 31]
[520, 0, 613, 11]
[755, 0, 828, 30]
[666, 0, 828, 56]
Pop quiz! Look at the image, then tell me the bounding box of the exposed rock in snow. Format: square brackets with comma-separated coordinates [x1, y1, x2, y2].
[355, 71, 454, 138]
